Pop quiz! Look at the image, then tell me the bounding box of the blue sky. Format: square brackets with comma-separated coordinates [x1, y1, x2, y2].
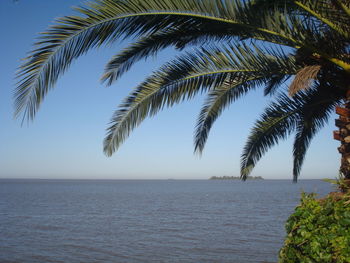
[0, 0, 340, 179]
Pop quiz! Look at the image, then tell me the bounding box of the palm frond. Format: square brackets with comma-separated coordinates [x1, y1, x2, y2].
[15, 0, 306, 121]
[264, 74, 291, 96]
[101, 15, 303, 86]
[101, 27, 238, 86]
[252, 0, 350, 38]
[194, 51, 297, 154]
[292, 83, 342, 181]
[103, 43, 296, 156]
[250, 0, 350, 72]
[240, 93, 300, 180]
[194, 78, 265, 155]
[240, 86, 342, 181]
[293, 0, 350, 39]
[288, 65, 321, 96]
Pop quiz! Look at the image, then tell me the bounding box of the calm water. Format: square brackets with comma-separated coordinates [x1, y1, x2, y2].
[0, 179, 332, 263]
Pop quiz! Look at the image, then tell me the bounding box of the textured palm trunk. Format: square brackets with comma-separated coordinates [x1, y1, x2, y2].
[334, 93, 350, 185]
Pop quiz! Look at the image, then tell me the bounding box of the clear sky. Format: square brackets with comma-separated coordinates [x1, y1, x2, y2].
[0, 0, 340, 180]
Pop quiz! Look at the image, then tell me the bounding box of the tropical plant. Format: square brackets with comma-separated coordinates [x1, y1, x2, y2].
[15, 0, 350, 181]
[279, 192, 350, 262]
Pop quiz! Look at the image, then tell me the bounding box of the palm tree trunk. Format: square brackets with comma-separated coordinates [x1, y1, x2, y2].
[334, 93, 350, 185]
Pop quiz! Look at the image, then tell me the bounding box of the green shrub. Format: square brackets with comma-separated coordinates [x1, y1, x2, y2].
[279, 192, 350, 263]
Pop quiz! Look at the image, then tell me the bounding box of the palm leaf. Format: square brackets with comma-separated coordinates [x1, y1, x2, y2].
[241, 87, 342, 181]
[15, 0, 305, 121]
[101, 27, 238, 86]
[101, 29, 290, 86]
[264, 74, 291, 96]
[252, 0, 350, 37]
[293, 0, 350, 38]
[250, 0, 350, 72]
[194, 78, 265, 155]
[288, 65, 321, 96]
[103, 43, 294, 156]
[292, 83, 342, 181]
[241, 93, 300, 180]
[194, 51, 298, 154]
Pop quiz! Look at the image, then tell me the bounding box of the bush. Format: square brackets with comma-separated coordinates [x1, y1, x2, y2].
[279, 192, 350, 263]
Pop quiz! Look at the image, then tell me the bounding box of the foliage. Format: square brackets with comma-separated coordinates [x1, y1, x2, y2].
[279, 192, 350, 263]
[14, 0, 350, 181]
[323, 173, 350, 193]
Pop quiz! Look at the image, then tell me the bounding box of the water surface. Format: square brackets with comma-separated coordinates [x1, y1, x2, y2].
[0, 179, 333, 262]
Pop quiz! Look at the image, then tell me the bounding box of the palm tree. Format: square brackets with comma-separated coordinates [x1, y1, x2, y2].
[15, 0, 350, 182]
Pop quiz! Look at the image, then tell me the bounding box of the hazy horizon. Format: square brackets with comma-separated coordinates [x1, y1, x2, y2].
[0, 177, 328, 181]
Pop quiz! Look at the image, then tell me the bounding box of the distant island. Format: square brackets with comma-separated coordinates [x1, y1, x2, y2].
[209, 176, 264, 180]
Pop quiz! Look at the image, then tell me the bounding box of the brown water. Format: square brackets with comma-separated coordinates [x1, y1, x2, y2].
[0, 179, 332, 262]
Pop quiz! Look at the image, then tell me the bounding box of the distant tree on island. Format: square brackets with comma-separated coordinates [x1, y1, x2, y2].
[210, 176, 263, 180]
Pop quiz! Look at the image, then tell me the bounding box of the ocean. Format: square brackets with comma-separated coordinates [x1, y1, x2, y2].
[0, 179, 333, 263]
